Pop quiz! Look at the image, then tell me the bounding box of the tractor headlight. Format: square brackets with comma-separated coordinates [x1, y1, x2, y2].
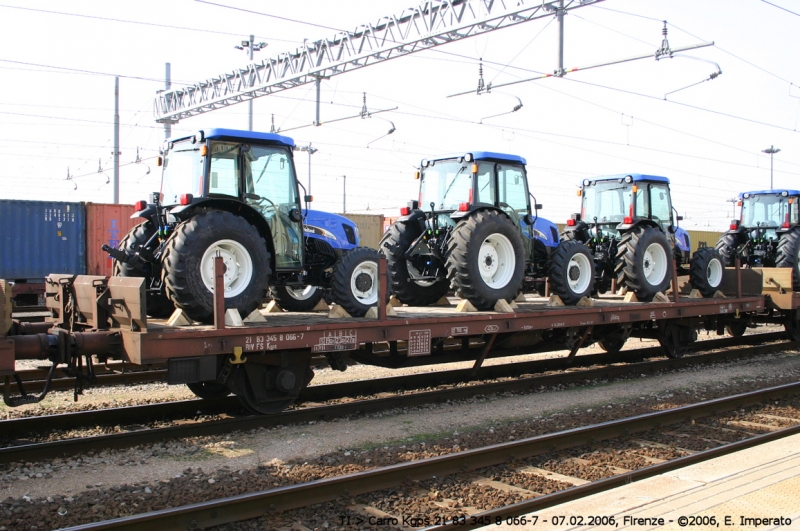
[782, 191, 789, 196]
[464, 153, 474, 162]
[421, 159, 430, 168]
[194, 130, 205, 144]
[624, 175, 633, 183]
[743, 193, 750, 199]
[582, 179, 590, 186]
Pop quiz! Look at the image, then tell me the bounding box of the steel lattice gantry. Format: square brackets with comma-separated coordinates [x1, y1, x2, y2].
[153, 0, 602, 123]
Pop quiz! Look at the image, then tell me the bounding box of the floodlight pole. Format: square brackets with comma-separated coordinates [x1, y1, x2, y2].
[763, 145, 780, 189]
[113, 76, 120, 204]
[295, 144, 318, 194]
[234, 35, 268, 131]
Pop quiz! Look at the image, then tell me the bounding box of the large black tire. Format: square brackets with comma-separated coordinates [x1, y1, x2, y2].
[330, 247, 381, 317]
[446, 210, 525, 311]
[113, 221, 174, 318]
[548, 240, 595, 305]
[776, 227, 800, 290]
[715, 233, 740, 267]
[381, 221, 450, 306]
[161, 211, 271, 323]
[615, 226, 673, 302]
[269, 285, 323, 312]
[689, 247, 725, 298]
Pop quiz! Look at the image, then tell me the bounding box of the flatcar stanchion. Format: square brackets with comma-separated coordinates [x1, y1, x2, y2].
[736, 258, 742, 298]
[672, 260, 680, 303]
[378, 256, 387, 322]
[214, 255, 226, 330]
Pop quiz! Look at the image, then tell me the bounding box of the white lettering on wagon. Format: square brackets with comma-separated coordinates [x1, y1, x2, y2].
[408, 330, 431, 356]
[550, 322, 565, 328]
[312, 330, 357, 353]
[451, 326, 468, 335]
[484, 325, 500, 333]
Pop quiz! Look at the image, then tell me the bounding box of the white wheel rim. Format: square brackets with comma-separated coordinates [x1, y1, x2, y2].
[479, 233, 515, 289]
[642, 242, 668, 286]
[351, 261, 378, 305]
[200, 239, 254, 298]
[706, 258, 723, 288]
[286, 285, 318, 301]
[567, 252, 592, 294]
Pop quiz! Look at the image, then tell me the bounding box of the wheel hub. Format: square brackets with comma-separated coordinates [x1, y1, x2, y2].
[354, 272, 373, 292]
[568, 264, 581, 281]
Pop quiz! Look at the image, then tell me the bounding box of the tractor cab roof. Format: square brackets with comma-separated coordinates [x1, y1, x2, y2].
[167, 128, 296, 148]
[738, 189, 800, 199]
[423, 151, 526, 166]
[586, 174, 670, 185]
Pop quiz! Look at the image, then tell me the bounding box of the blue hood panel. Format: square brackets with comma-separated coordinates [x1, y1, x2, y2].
[521, 216, 560, 248]
[303, 209, 358, 251]
[674, 227, 691, 252]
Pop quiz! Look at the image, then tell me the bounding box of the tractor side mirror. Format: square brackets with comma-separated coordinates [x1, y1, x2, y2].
[289, 208, 302, 223]
[676, 215, 684, 221]
[304, 195, 313, 203]
[534, 203, 543, 210]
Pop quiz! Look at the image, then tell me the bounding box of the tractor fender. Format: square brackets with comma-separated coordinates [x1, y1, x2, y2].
[168, 198, 277, 272]
[130, 205, 158, 221]
[303, 209, 359, 251]
[450, 204, 512, 223]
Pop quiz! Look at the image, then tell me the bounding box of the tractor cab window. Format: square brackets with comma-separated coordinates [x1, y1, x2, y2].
[474, 163, 494, 205]
[161, 139, 203, 206]
[420, 160, 472, 210]
[741, 194, 787, 228]
[581, 180, 633, 224]
[634, 185, 649, 219]
[208, 142, 240, 198]
[792, 198, 800, 225]
[497, 164, 528, 224]
[244, 144, 302, 269]
[649, 183, 671, 228]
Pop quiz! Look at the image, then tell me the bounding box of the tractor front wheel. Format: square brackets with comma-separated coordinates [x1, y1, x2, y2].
[776, 227, 800, 290]
[114, 221, 174, 318]
[381, 221, 450, 306]
[615, 226, 673, 302]
[548, 240, 595, 305]
[161, 211, 271, 323]
[689, 247, 725, 297]
[446, 210, 524, 310]
[270, 285, 323, 312]
[330, 247, 381, 316]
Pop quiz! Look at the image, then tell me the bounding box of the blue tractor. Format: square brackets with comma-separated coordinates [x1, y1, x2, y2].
[563, 174, 723, 300]
[380, 151, 595, 309]
[717, 189, 800, 289]
[108, 128, 380, 322]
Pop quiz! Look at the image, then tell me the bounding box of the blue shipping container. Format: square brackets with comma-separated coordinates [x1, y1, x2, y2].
[0, 200, 86, 280]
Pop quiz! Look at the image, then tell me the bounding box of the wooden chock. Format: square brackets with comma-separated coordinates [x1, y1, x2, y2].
[264, 300, 283, 313]
[618, 285, 628, 296]
[311, 299, 330, 311]
[652, 292, 670, 303]
[455, 299, 478, 313]
[687, 289, 703, 299]
[388, 295, 403, 308]
[515, 292, 527, 302]
[366, 304, 398, 319]
[623, 292, 639, 303]
[243, 309, 267, 323]
[494, 299, 514, 313]
[224, 308, 244, 327]
[713, 290, 727, 299]
[546, 294, 565, 307]
[167, 308, 192, 327]
[328, 304, 352, 318]
[433, 296, 451, 306]
[576, 296, 594, 307]
[386, 303, 398, 316]
[509, 300, 519, 309]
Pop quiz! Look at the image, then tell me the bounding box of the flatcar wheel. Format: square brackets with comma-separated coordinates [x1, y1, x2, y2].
[725, 320, 748, 338]
[230, 363, 312, 415]
[657, 321, 684, 359]
[784, 310, 800, 342]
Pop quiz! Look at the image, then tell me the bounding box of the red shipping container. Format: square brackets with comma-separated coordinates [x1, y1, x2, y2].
[85, 203, 140, 277]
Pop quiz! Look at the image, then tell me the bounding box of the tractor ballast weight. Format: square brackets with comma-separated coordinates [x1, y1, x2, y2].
[381, 151, 594, 310]
[716, 189, 800, 289]
[563, 174, 724, 301]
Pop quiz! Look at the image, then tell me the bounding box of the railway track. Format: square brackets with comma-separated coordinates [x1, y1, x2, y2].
[52, 382, 800, 530]
[0, 332, 794, 464]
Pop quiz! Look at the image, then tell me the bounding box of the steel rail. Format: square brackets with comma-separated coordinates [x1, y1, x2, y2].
[0, 335, 794, 464]
[61, 382, 800, 531]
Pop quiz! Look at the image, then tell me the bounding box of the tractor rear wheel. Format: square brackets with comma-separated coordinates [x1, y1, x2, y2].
[446, 210, 525, 310]
[381, 221, 450, 306]
[162, 211, 270, 323]
[615, 226, 673, 302]
[114, 221, 174, 318]
[548, 240, 595, 305]
[689, 247, 725, 297]
[715, 233, 740, 267]
[270, 285, 323, 312]
[330, 247, 381, 316]
[776, 227, 800, 290]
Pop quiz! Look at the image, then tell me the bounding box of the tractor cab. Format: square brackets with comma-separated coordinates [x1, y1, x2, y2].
[734, 190, 800, 235]
[160, 128, 305, 273]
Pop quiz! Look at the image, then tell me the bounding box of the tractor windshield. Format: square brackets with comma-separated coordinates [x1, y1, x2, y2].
[420, 160, 472, 211]
[581, 180, 635, 225]
[740, 194, 796, 228]
[161, 139, 203, 206]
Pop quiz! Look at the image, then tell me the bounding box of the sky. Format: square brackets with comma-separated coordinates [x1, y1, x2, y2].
[0, 0, 798, 230]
